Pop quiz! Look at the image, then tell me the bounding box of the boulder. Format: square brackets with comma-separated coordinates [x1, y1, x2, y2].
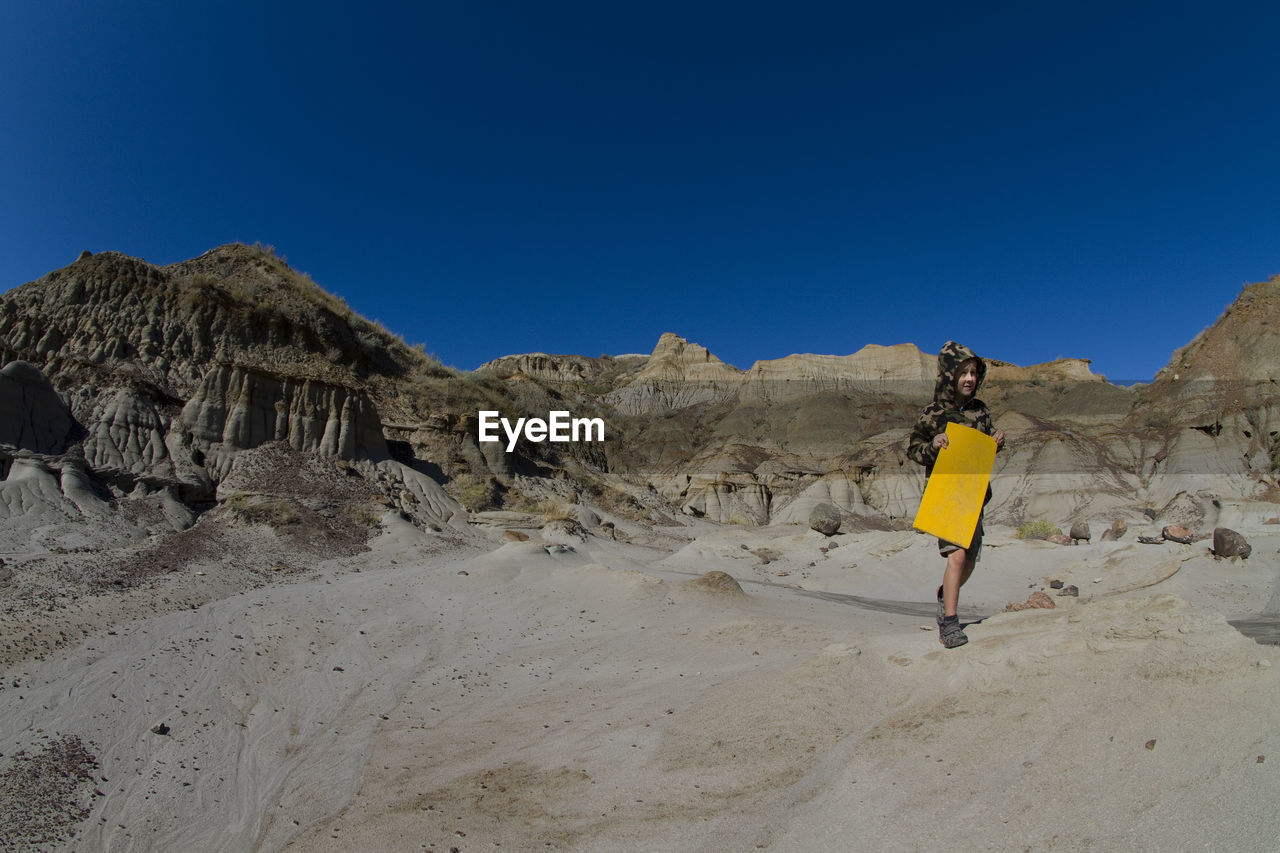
[1162, 525, 1194, 544]
[685, 570, 746, 596]
[808, 502, 842, 536]
[1069, 520, 1091, 542]
[1046, 533, 1075, 546]
[1212, 527, 1251, 559]
[1101, 519, 1128, 541]
[575, 506, 602, 529]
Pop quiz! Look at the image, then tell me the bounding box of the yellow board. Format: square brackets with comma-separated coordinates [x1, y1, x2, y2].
[912, 422, 997, 549]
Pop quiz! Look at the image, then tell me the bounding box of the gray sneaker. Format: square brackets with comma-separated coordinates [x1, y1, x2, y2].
[939, 617, 968, 649]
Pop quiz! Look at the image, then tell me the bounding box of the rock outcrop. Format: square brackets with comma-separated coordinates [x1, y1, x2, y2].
[182, 364, 387, 463]
[606, 333, 744, 415]
[0, 245, 467, 542]
[477, 352, 647, 388]
[4, 245, 1280, 541]
[0, 361, 74, 454]
[742, 344, 935, 401]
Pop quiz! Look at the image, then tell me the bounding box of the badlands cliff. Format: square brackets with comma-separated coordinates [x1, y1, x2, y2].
[3, 245, 1279, 546]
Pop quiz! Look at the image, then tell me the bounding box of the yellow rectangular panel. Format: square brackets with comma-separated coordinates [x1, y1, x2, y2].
[912, 422, 997, 549]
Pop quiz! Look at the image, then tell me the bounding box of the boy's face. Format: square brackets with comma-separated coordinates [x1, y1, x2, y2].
[955, 362, 980, 400]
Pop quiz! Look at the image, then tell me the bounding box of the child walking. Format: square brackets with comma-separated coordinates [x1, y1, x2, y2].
[907, 342, 1005, 648]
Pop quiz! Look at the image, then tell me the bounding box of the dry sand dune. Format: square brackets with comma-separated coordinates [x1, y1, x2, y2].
[2, 514, 1278, 852]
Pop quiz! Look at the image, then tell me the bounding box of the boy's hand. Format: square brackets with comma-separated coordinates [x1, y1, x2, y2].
[994, 429, 1005, 450]
[931, 433, 948, 452]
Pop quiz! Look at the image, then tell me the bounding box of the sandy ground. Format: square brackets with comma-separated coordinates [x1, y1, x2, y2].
[2, 513, 1279, 852]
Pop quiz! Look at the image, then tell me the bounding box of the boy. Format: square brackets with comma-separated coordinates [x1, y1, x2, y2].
[907, 341, 1005, 648]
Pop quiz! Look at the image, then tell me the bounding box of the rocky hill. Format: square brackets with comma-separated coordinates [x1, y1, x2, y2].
[3, 246, 1279, 574]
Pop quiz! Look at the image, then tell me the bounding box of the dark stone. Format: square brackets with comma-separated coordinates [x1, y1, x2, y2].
[1069, 521, 1091, 542]
[1059, 584, 1079, 597]
[809, 502, 841, 536]
[1213, 527, 1251, 559]
[1049, 579, 1064, 589]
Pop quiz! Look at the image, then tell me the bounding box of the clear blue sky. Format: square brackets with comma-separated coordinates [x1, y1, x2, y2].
[3, 1, 1278, 382]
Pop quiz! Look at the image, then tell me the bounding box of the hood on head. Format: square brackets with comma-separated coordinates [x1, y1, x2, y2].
[933, 341, 986, 404]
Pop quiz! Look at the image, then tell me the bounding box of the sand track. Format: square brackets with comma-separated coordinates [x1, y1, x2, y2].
[1, 522, 1277, 851]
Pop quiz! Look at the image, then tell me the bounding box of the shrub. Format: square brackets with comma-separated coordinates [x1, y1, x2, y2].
[225, 494, 301, 527]
[451, 475, 497, 512]
[1015, 519, 1060, 540]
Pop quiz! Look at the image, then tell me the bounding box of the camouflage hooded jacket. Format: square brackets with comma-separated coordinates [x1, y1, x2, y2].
[906, 341, 996, 477]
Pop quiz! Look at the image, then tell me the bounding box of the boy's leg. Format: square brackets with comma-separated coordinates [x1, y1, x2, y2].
[941, 548, 967, 617]
[942, 551, 978, 617]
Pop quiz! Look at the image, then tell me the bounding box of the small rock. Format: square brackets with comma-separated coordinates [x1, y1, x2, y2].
[151, 723, 171, 736]
[1145, 739, 1157, 750]
[1212, 527, 1251, 559]
[1026, 591, 1055, 609]
[1069, 520, 1091, 542]
[1100, 518, 1129, 541]
[687, 571, 745, 596]
[1045, 533, 1075, 546]
[1049, 579, 1064, 589]
[1006, 591, 1056, 611]
[809, 502, 841, 537]
[333, 666, 345, 672]
[1059, 584, 1079, 597]
[1162, 525, 1194, 544]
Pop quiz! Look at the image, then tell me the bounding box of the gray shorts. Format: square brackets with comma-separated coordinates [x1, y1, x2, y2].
[938, 517, 983, 562]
